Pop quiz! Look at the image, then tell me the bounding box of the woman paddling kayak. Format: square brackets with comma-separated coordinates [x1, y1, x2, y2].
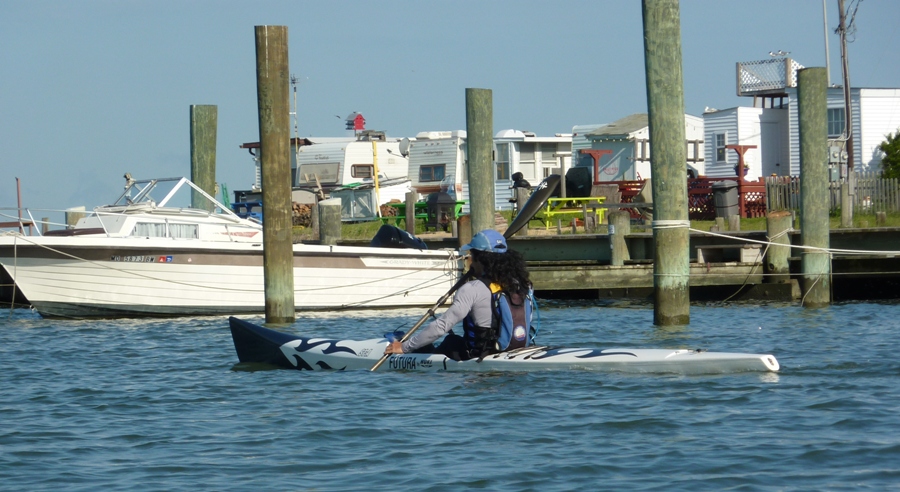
[383, 229, 535, 361]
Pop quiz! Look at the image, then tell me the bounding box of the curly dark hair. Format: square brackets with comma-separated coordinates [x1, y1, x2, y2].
[470, 248, 531, 294]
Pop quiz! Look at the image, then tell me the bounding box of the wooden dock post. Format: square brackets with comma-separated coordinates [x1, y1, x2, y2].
[254, 25, 294, 323]
[189, 104, 218, 211]
[405, 191, 417, 235]
[642, 0, 690, 325]
[765, 210, 793, 284]
[515, 188, 530, 236]
[456, 215, 472, 249]
[797, 67, 831, 307]
[318, 198, 342, 245]
[465, 88, 494, 235]
[609, 210, 631, 267]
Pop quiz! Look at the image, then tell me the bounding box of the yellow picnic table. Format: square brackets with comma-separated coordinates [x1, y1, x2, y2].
[540, 197, 606, 229]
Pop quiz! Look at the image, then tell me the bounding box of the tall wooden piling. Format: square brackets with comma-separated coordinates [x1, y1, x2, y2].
[642, 0, 690, 325]
[465, 88, 495, 235]
[254, 25, 295, 323]
[797, 67, 831, 307]
[189, 105, 218, 211]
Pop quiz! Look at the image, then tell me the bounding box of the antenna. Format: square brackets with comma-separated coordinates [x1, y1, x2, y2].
[290, 74, 300, 178]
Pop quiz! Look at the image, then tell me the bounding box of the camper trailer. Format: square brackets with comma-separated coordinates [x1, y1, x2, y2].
[293, 131, 410, 192]
[406, 130, 573, 211]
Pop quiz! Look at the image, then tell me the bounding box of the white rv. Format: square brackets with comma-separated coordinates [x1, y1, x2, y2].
[406, 130, 573, 211]
[293, 131, 410, 192]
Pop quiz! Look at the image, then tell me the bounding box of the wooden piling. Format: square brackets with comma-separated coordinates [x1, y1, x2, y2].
[318, 198, 342, 245]
[65, 206, 85, 229]
[405, 191, 417, 235]
[797, 67, 831, 307]
[765, 210, 792, 284]
[609, 210, 631, 267]
[254, 25, 294, 323]
[189, 105, 218, 211]
[515, 188, 530, 236]
[456, 215, 472, 249]
[465, 88, 494, 235]
[642, 0, 690, 325]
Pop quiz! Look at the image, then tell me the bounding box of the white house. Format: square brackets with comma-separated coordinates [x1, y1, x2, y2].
[704, 58, 900, 179]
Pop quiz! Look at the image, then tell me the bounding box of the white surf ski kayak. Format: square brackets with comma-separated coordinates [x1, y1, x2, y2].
[229, 317, 780, 374]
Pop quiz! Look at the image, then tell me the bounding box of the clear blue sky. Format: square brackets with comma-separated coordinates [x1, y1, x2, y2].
[2, 0, 898, 212]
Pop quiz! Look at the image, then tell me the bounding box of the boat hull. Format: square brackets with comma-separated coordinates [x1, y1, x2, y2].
[0, 237, 459, 318]
[229, 317, 780, 374]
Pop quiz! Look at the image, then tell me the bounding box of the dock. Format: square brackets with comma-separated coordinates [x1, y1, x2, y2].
[401, 227, 900, 302]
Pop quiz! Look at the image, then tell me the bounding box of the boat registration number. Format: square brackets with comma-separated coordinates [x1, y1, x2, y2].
[110, 255, 171, 263]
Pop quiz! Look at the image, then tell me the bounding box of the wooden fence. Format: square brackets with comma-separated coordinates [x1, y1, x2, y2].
[766, 171, 900, 214]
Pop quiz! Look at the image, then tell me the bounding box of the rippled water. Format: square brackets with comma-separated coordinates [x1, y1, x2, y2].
[2, 300, 899, 491]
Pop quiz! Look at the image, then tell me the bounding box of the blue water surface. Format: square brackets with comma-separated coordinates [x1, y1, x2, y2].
[1, 300, 898, 491]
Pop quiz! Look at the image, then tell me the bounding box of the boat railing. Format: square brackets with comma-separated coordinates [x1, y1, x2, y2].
[1, 177, 251, 238]
[0, 207, 73, 236]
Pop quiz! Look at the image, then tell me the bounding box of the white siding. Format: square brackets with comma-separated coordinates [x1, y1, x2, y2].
[703, 108, 740, 178]
[859, 89, 900, 171]
[294, 140, 408, 187]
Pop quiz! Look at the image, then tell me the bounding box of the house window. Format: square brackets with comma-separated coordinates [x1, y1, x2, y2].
[828, 108, 845, 138]
[495, 143, 511, 180]
[715, 133, 727, 162]
[350, 164, 373, 178]
[419, 164, 446, 182]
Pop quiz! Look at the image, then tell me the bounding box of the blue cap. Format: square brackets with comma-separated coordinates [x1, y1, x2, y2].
[460, 229, 507, 254]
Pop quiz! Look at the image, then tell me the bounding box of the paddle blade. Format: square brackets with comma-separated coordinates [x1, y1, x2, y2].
[505, 174, 560, 237]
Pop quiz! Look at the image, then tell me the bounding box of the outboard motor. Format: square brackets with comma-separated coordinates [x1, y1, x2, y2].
[369, 225, 428, 249]
[564, 167, 592, 198]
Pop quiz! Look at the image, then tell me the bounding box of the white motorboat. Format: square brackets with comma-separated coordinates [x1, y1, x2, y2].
[229, 317, 781, 374]
[0, 176, 460, 318]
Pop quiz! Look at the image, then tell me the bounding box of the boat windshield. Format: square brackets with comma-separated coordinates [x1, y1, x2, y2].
[111, 176, 227, 213]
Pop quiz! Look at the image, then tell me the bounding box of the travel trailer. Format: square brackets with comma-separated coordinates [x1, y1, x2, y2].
[239, 131, 410, 197]
[236, 131, 413, 220]
[405, 129, 573, 211]
[292, 131, 410, 192]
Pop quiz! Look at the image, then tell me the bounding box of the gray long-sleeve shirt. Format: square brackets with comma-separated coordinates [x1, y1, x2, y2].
[402, 279, 493, 353]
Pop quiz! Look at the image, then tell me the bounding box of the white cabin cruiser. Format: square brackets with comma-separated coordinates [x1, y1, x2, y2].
[0, 176, 459, 318]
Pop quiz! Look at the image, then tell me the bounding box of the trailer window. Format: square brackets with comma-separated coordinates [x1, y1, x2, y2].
[495, 143, 511, 180]
[351, 164, 374, 178]
[419, 164, 446, 182]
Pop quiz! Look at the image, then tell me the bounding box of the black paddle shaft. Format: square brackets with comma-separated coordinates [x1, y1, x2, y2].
[370, 174, 560, 371]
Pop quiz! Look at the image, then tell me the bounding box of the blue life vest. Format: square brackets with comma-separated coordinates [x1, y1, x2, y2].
[463, 280, 534, 357]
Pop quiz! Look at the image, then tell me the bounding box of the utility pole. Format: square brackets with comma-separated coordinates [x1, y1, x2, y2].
[822, 0, 831, 86]
[837, 0, 855, 227]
